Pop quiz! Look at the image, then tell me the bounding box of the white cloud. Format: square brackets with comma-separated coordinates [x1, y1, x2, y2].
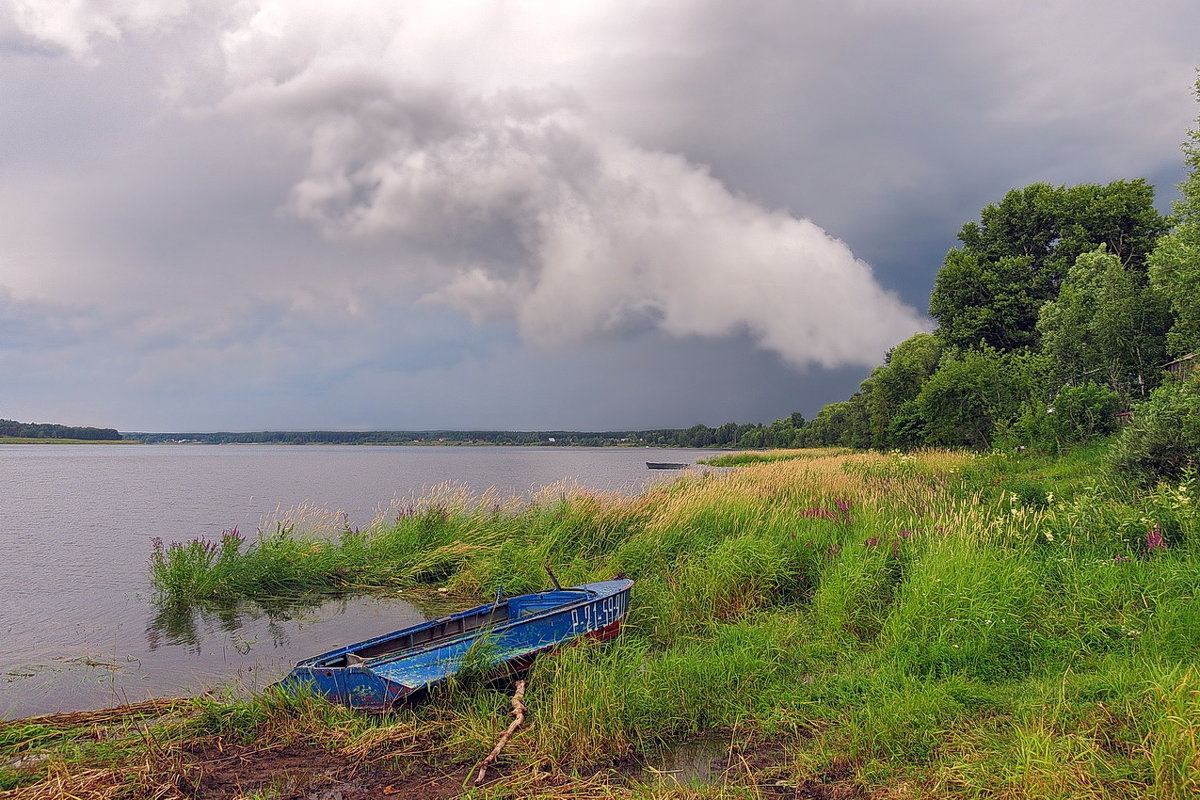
[201, 1, 928, 368]
[3, 0, 187, 59]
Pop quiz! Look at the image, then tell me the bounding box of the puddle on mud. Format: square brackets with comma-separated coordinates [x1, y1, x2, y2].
[644, 733, 733, 786]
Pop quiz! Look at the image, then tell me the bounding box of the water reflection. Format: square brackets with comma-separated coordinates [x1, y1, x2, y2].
[4, 592, 435, 720]
[145, 593, 350, 652]
[646, 734, 733, 786]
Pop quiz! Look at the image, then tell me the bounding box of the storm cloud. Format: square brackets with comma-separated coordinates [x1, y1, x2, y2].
[1, 0, 1197, 430]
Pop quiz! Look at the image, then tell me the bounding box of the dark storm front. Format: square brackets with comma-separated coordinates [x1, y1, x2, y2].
[0, 444, 707, 718]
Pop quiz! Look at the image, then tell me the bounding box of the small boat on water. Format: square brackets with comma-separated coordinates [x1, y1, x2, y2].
[276, 575, 632, 710]
[646, 462, 688, 469]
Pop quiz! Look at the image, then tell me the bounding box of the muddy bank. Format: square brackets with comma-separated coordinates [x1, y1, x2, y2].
[1, 698, 869, 800]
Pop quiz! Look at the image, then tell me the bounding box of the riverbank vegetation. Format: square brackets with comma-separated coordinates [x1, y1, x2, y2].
[7, 443, 1200, 798]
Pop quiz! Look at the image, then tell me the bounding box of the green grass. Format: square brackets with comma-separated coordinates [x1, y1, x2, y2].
[13, 445, 1200, 797]
[699, 446, 850, 466]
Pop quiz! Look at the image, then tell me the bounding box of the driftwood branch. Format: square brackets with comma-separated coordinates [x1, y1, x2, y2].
[473, 679, 527, 786]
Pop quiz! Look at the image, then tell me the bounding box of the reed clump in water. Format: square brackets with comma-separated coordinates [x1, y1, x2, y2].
[10, 446, 1200, 797]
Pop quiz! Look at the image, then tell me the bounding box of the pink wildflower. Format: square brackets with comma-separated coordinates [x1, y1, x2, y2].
[1145, 524, 1167, 551]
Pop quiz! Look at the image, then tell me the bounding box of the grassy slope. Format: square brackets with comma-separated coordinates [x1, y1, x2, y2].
[5, 445, 1200, 798]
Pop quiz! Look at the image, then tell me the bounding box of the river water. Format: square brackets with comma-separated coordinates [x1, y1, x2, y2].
[0, 444, 711, 719]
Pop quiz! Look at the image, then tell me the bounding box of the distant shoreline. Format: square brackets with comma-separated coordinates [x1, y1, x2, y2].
[0, 437, 140, 445]
[125, 430, 723, 448]
[0, 435, 721, 448]
[7, 417, 795, 450]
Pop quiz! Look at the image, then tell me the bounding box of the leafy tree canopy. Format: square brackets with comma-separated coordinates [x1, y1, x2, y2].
[1037, 246, 1170, 400]
[916, 346, 1051, 449]
[0, 419, 122, 440]
[931, 180, 1167, 351]
[860, 332, 942, 449]
[1149, 75, 1200, 358]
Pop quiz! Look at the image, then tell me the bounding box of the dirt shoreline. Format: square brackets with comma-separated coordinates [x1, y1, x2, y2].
[1, 698, 863, 799]
[177, 732, 854, 800]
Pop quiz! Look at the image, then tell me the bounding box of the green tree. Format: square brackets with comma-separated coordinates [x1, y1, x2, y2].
[861, 332, 943, 448]
[765, 417, 795, 447]
[738, 425, 765, 449]
[680, 424, 716, 447]
[931, 181, 1167, 351]
[1048, 382, 1121, 444]
[797, 399, 867, 448]
[715, 422, 739, 446]
[1149, 76, 1200, 358]
[1011, 382, 1120, 453]
[916, 347, 1050, 448]
[1037, 247, 1170, 400]
[930, 250, 1042, 350]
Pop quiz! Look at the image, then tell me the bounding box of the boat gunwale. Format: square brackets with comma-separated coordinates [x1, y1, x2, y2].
[298, 580, 630, 670]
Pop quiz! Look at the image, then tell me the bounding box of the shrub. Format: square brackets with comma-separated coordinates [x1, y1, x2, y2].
[1109, 374, 1200, 485]
[1049, 382, 1121, 443]
[1009, 382, 1120, 453]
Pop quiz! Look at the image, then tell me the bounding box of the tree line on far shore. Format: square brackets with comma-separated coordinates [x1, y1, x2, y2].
[129, 424, 806, 448]
[0, 419, 122, 441]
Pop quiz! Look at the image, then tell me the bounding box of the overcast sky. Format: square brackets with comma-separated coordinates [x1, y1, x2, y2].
[1, 0, 1197, 432]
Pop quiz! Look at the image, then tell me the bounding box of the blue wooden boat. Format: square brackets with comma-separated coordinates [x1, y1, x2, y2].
[276, 577, 632, 710]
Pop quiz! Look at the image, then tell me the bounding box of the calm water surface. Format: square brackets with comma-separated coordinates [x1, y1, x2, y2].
[0, 444, 712, 718]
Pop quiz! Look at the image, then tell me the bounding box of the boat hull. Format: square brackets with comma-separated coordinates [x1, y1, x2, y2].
[277, 579, 632, 710]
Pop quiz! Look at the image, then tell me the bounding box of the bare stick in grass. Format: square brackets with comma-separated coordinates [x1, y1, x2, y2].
[473, 679, 527, 786]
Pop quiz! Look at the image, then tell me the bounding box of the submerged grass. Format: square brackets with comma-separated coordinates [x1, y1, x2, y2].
[11, 447, 1200, 797]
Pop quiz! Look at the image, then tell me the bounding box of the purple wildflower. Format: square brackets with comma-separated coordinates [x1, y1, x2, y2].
[1146, 524, 1167, 552]
[864, 537, 880, 548]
